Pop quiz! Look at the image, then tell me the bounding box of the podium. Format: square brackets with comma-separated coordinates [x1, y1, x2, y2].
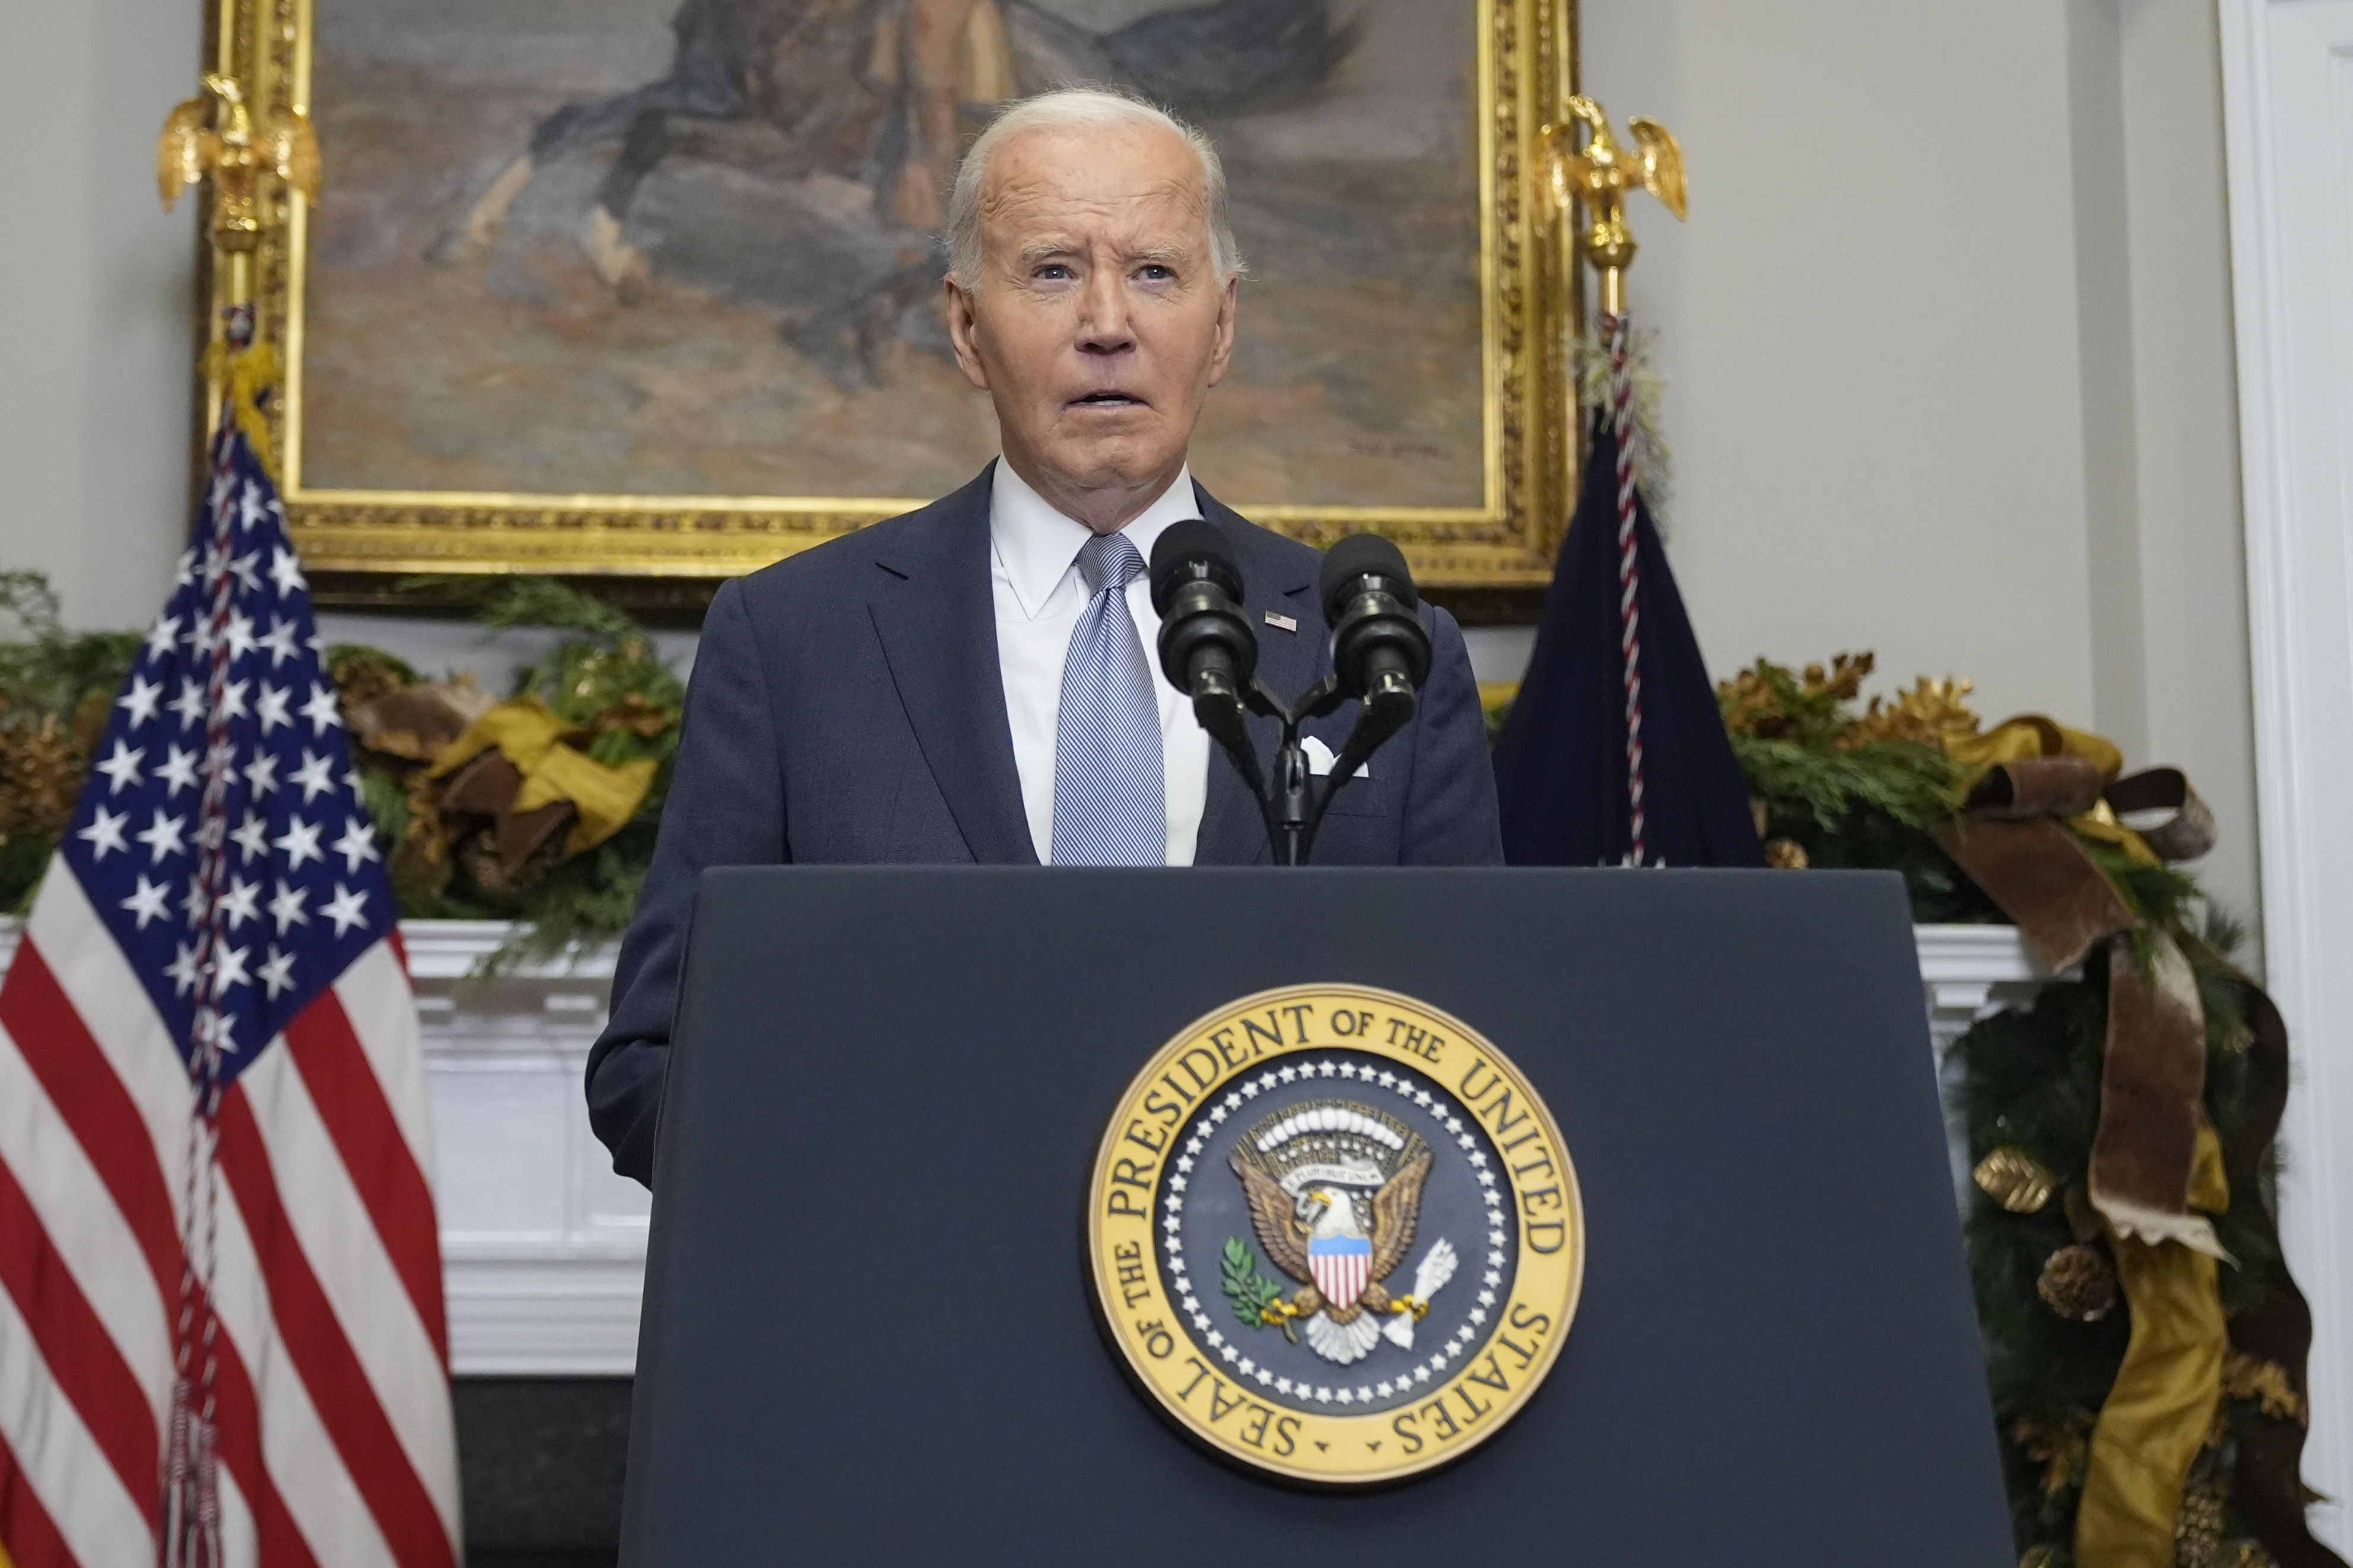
[620, 867, 2011, 1564]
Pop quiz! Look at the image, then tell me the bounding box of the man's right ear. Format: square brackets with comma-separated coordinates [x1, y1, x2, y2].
[944, 278, 990, 392]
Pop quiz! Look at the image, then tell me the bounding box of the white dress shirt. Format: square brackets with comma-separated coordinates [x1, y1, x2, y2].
[990, 460, 1212, 864]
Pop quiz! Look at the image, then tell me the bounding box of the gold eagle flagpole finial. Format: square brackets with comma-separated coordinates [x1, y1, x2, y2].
[157, 72, 320, 305]
[1539, 95, 1684, 319]
[157, 49, 320, 453]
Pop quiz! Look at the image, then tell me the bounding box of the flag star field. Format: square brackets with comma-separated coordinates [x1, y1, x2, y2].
[58, 429, 395, 1084]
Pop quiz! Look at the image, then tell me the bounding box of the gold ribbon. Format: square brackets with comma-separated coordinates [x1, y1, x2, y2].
[425, 696, 655, 857]
[1946, 716, 2163, 864]
[2076, 1124, 2230, 1567]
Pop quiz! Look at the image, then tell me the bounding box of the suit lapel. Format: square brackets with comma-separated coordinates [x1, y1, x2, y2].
[866, 466, 1040, 864]
[1193, 486, 1318, 866]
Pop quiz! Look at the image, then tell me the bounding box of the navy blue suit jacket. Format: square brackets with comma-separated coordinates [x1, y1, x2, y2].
[586, 465, 1502, 1184]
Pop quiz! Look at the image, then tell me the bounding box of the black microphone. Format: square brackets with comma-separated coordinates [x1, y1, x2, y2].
[1319, 533, 1431, 707]
[1150, 520, 1258, 715]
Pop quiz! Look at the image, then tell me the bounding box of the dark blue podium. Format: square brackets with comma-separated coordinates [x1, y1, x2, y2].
[618, 867, 2009, 1564]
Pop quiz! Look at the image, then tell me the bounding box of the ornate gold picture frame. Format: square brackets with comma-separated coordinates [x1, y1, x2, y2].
[217, 0, 1579, 590]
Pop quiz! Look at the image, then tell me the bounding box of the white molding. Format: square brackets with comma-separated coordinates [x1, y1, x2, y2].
[1915, 926, 2059, 1207]
[2220, 0, 2353, 1546]
[443, 1256, 647, 1378]
[395, 925, 640, 1377]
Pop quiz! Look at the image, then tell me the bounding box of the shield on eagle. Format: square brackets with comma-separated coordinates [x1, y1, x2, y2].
[1309, 1231, 1374, 1311]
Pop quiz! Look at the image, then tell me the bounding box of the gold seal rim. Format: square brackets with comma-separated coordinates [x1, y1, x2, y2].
[1087, 982, 1585, 1486]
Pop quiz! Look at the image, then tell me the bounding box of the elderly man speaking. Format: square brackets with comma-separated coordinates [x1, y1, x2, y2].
[586, 89, 1502, 1185]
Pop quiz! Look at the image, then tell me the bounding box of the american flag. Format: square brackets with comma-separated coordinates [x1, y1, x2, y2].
[0, 419, 459, 1566]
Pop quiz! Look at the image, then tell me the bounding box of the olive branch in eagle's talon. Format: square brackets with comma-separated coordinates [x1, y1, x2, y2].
[1221, 1236, 1302, 1343]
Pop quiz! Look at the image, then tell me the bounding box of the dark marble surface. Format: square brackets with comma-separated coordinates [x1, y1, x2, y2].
[456, 1377, 629, 1565]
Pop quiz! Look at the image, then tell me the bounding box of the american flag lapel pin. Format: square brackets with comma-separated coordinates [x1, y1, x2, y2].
[1264, 611, 1298, 633]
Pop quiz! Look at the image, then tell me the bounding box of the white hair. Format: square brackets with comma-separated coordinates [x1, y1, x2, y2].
[944, 87, 1246, 288]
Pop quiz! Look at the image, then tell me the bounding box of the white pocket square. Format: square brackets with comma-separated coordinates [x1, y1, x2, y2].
[1301, 736, 1366, 780]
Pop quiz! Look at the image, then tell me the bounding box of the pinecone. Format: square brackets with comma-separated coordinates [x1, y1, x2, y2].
[2037, 1243, 2117, 1321]
[0, 714, 92, 842]
[2174, 1474, 2227, 1568]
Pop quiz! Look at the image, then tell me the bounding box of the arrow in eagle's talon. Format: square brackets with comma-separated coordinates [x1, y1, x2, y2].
[1260, 1300, 1303, 1340]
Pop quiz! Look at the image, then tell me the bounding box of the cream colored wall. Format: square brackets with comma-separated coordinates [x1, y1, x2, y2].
[1580, 0, 2260, 935]
[1, 0, 200, 631]
[2111, 0, 2260, 946]
[0, 0, 2259, 930]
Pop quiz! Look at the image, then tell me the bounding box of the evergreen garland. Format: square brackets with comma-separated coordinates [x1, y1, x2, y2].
[0, 571, 681, 964]
[1957, 912, 2281, 1566]
[0, 574, 142, 910]
[344, 578, 685, 968]
[1718, 654, 2002, 921]
[1721, 653, 2300, 1567]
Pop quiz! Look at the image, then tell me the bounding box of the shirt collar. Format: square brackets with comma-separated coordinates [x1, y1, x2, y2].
[990, 458, 1202, 619]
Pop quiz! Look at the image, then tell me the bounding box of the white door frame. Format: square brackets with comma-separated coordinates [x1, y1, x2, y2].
[2219, 0, 2353, 1547]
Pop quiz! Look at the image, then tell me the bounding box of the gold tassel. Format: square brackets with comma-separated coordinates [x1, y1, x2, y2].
[200, 340, 283, 470]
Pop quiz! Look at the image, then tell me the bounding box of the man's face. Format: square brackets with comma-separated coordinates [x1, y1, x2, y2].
[946, 122, 1237, 532]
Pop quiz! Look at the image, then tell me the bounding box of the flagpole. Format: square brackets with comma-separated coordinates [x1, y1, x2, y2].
[1539, 97, 1686, 866]
[154, 9, 319, 1556]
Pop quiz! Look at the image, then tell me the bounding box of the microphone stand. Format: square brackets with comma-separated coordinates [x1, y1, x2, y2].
[1199, 674, 1415, 866]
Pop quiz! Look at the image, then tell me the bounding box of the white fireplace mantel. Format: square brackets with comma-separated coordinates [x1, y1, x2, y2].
[0, 919, 2046, 1376]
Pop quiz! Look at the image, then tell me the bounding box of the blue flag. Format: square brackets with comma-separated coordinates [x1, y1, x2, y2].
[1493, 420, 1763, 867]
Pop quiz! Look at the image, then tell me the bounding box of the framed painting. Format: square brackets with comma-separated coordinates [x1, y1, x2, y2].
[226, 0, 1581, 590]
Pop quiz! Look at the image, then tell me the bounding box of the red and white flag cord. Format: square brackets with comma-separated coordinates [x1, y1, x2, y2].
[1605, 311, 1647, 866]
[162, 432, 239, 1568]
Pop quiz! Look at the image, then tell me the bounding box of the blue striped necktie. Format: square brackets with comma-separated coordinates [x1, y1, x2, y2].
[1051, 531, 1165, 865]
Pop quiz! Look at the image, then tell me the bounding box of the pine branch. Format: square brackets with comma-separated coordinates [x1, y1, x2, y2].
[392, 574, 639, 638]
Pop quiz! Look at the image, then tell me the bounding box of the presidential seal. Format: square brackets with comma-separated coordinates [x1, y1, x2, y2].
[1087, 984, 1584, 1486]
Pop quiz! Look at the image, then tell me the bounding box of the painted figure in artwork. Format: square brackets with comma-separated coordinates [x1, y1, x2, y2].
[434, 0, 1355, 387]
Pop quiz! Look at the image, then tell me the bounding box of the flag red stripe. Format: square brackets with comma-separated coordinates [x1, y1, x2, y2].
[0, 1154, 159, 1534]
[0, 943, 182, 1300]
[0, 1423, 82, 1568]
[281, 994, 448, 1365]
[2, 937, 323, 1568]
[214, 1088, 455, 1568]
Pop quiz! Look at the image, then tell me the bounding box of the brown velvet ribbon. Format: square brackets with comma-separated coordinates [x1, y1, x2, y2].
[1936, 750, 2222, 1254]
[1932, 723, 2343, 1566]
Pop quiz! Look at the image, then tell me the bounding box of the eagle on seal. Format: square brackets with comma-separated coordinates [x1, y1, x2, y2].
[1230, 1148, 1453, 1365]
